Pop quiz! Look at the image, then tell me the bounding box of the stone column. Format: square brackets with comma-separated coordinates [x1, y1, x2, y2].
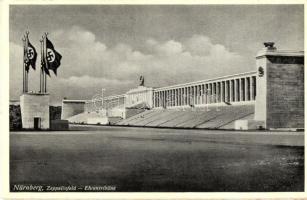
[220, 81, 224, 102]
[154, 92, 157, 107]
[238, 79, 241, 101]
[245, 77, 249, 101]
[176, 89, 178, 106]
[233, 79, 238, 101]
[172, 89, 175, 106]
[160, 91, 163, 107]
[250, 76, 255, 100]
[183, 88, 185, 105]
[192, 86, 196, 105]
[166, 91, 168, 107]
[197, 85, 201, 104]
[216, 82, 219, 103]
[179, 88, 182, 106]
[240, 78, 244, 101]
[225, 81, 227, 102]
[208, 83, 212, 104]
[200, 84, 205, 104]
[230, 80, 233, 102]
[214, 83, 216, 103]
[186, 87, 189, 105]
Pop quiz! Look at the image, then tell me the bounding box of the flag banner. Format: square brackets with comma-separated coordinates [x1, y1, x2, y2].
[24, 41, 37, 72]
[46, 37, 62, 75]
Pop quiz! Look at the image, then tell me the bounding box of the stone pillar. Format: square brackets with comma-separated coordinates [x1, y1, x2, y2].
[171, 90, 174, 106]
[197, 85, 202, 104]
[255, 43, 304, 129]
[183, 88, 185, 105]
[224, 81, 228, 102]
[250, 76, 255, 100]
[20, 93, 50, 129]
[174, 89, 176, 106]
[196, 85, 199, 105]
[159, 91, 161, 107]
[204, 84, 208, 104]
[216, 82, 220, 103]
[209, 83, 212, 103]
[168, 90, 172, 107]
[193, 86, 196, 105]
[179, 88, 182, 106]
[165, 91, 168, 107]
[175, 89, 177, 106]
[210, 83, 214, 103]
[245, 77, 249, 101]
[159, 91, 162, 107]
[177, 89, 180, 106]
[239, 79, 243, 101]
[163, 90, 167, 107]
[201, 84, 205, 104]
[234, 79, 237, 101]
[186, 87, 189, 105]
[220, 81, 224, 102]
[154, 92, 156, 107]
[176, 89, 178, 106]
[230, 80, 233, 102]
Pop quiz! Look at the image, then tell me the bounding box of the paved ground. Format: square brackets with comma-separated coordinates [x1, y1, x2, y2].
[10, 125, 304, 192]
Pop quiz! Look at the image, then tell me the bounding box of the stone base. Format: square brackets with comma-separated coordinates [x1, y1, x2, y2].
[20, 93, 50, 129]
[50, 120, 69, 131]
[235, 120, 265, 130]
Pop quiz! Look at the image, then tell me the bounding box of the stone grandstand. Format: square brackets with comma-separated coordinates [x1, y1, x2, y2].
[117, 105, 254, 129]
[61, 43, 304, 130]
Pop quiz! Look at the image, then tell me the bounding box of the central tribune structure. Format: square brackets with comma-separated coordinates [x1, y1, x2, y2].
[61, 44, 304, 130]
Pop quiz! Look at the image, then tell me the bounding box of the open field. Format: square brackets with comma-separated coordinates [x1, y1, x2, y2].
[10, 125, 304, 192]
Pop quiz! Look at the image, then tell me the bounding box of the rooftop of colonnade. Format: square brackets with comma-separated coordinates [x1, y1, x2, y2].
[154, 71, 257, 92]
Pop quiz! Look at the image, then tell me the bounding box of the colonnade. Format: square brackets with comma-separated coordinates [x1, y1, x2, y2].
[153, 74, 256, 108]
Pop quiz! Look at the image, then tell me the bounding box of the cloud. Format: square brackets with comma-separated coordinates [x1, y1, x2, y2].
[10, 26, 253, 104]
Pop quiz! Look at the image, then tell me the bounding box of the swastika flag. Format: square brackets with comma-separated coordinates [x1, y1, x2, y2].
[46, 37, 62, 75]
[24, 41, 37, 72]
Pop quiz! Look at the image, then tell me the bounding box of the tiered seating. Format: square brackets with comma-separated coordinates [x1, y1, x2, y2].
[219, 113, 254, 129]
[117, 110, 155, 125]
[196, 105, 254, 129]
[133, 110, 170, 126]
[124, 110, 162, 126]
[177, 109, 224, 128]
[147, 110, 183, 127]
[67, 112, 102, 123]
[115, 105, 255, 130]
[157, 111, 191, 127]
[160, 110, 198, 127]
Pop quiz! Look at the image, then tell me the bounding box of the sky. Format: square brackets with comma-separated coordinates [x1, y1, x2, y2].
[9, 5, 304, 105]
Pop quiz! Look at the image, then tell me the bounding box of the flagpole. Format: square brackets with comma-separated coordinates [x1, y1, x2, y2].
[22, 36, 25, 93]
[25, 31, 29, 93]
[44, 32, 48, 93]
[40, 39, 43, 93]
[42, 35, 46, 93]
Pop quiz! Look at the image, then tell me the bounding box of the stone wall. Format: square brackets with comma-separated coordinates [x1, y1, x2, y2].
[255, 44, 304, 129]
[20, 93, 50, 129]
[61, 100, 85, 119]
[266, 56, 304, 128]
